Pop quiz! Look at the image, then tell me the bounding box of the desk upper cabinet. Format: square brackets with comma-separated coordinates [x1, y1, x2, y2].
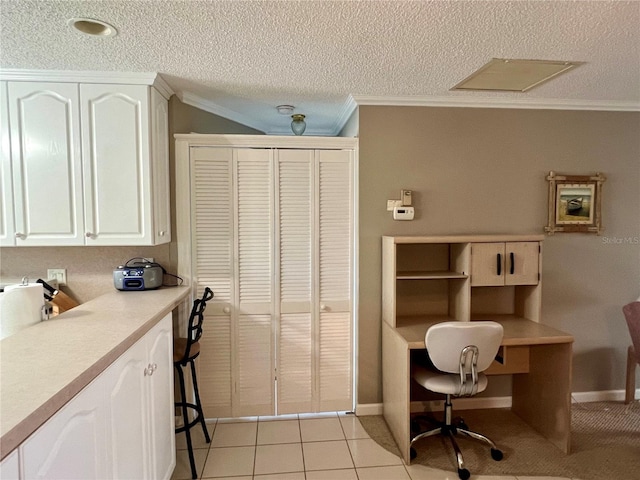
[470, 242, 540, 287]
[382, 235, 544, 328]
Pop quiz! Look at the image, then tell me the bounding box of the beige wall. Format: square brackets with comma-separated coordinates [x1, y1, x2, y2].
[0, 96, 262, 303]
[358, 106, 640, 403]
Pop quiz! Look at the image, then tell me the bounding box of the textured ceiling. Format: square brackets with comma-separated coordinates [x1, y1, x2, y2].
[1, 0, 639, 135]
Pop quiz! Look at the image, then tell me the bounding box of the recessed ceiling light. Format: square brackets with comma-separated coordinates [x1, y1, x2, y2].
[276, 105, 295, 115]
[68, 18, 118, 37]
[452, 58, 583, 92]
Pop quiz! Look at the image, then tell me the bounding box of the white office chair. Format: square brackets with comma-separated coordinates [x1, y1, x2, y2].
[410, 321, 504, 480]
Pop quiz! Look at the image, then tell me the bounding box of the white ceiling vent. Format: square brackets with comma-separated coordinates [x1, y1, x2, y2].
[452, 58, 583, 92]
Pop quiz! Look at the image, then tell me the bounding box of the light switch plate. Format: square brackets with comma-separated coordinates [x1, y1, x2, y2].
[387, 199, 402, 211]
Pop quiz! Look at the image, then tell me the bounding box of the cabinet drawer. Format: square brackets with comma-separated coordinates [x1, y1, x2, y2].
[485, 345, 530, 375]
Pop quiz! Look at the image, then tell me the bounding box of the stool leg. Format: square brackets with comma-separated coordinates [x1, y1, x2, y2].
[190, 358, 211, 443]
[176, 364, 198, 480]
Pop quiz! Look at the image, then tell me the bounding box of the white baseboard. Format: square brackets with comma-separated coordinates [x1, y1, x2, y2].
[356, 389, 638, 416]
[355, 403, 383, 416]
[571, 389, 639, 403]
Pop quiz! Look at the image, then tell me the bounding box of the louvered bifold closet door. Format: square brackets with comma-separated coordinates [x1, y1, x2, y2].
[191, 147, 233, 418]
[234, 149, 275, 416]
[276, 150, 314, 414]
[317, 150, 353, 412]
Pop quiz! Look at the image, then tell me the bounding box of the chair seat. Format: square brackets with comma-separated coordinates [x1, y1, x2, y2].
[414, 364, 488, 396]
[174, 338, 200, 363]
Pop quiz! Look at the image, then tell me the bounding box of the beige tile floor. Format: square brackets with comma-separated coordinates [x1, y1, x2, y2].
[172, 412, 582, 480]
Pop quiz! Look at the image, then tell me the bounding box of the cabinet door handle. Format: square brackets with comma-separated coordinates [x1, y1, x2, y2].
[85, 232, 94, 238]
[496, 253, 502, 276]
[320, 304, 328, 312]
[223, 307, 230, 314]
[510, 252, 515, 275]
[15, 232, 25, 239]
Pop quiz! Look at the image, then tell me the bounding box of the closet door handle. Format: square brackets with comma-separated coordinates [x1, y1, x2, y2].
[510, 252, 515, 275]
[497, 253, 502, 276]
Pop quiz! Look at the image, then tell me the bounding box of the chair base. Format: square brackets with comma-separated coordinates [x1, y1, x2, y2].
[175, 358, 211, 479]
[409, 395, 502, 480]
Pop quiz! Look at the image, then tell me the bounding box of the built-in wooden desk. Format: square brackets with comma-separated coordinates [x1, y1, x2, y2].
[382, 316, 573, 464]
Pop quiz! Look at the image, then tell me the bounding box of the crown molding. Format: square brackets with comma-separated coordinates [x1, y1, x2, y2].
[174, 133, 357, 149]
[176, 91, 267, 133]
[332, 95, 359, 134]
[352, 95, 640, 112]
[0, 68, 162, 85]
[152, 74, 175, 100]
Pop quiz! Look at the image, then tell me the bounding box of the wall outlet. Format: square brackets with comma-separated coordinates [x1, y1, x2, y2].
[47, 268, 67, 286]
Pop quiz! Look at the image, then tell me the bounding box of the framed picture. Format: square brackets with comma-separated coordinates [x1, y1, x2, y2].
[545, 172, 606, 235]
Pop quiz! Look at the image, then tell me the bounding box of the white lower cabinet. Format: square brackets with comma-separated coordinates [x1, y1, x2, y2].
[20, 375, 108, 479]
[104, 313, 174, 480]
[12, 314, 174, 480]
[0, 449, 20, 480]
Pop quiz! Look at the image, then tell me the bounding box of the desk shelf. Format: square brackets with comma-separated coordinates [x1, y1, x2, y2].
[397, 271, 468, 280]
[382, 235, 544, 328]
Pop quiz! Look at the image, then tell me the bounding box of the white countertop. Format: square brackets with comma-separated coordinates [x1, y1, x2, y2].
[0, 286, 191, 459]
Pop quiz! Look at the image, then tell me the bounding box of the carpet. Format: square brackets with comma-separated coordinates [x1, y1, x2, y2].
[358, 401, 640, 480]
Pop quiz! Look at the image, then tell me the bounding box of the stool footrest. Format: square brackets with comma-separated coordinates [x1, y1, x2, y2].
[175, 402, 205, 434]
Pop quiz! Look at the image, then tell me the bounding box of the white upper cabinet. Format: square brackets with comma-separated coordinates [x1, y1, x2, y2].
[0, 81, 16, 246]
[8, 82, 85, 246]
[4, 79, 171, 246]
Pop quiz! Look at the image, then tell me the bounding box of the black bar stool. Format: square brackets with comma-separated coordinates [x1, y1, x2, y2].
[174, 287, 213, 479]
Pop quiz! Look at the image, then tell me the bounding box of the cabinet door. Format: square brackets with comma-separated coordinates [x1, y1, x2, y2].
[470, 243, 505, 287]
[146, 314, 175, 480]
[505, 242, 539, 286]
[21, 379, 108, 480]
[0, 449, 19, 480]
[8, 82, 84, 246]
[316, 150, 353, 412]
[0, 81, 15, 246]
[80, 84, 152, 245]
[104, 333, 149, 480]
[277, 149, 314, 414]
[150, 88, 171, 244]
[192, 147, 233, 418]
[233, 148, 274, 416]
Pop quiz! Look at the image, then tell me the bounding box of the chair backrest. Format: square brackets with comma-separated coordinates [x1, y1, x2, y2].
[179, 287, 213, 362]
[623, 301, 640, 362]
[425, 321, 504, 374]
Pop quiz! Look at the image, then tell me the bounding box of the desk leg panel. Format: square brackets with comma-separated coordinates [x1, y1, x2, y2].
[382, 322, 411, 464]
[512, 342, 572, 454]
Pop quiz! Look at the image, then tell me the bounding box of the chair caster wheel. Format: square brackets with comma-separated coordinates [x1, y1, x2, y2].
[457, 468, 471, 480]
[410, 447, 417, 460]
[491, 448, 503, 461]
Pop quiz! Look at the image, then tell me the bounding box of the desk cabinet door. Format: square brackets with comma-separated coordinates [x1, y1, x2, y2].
[471, 242, 539, 287]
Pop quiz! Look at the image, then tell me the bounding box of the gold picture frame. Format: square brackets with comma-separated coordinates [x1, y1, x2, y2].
[545, 171, 606, 235]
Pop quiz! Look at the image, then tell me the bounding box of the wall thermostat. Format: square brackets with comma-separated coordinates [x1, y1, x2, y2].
[393, 206, 415, 220]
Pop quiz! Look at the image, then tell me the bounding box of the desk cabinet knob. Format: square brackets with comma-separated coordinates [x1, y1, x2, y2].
[223, 307, 231, 314]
